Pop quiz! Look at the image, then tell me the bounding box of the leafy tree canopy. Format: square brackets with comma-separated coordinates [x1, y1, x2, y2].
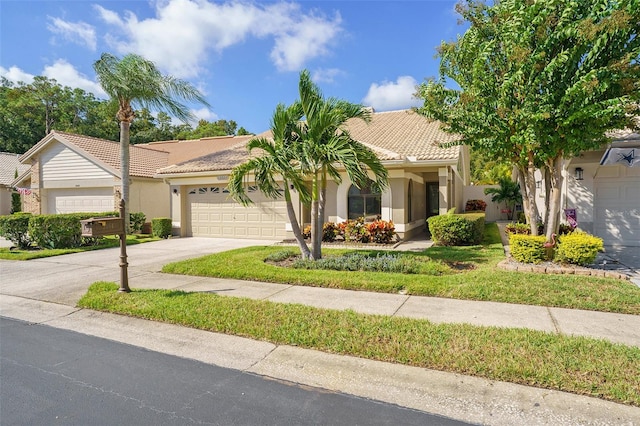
[417, 0, 639, 237]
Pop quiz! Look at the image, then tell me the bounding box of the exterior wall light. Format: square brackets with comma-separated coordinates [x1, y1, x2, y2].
[574, 167, 584, 180]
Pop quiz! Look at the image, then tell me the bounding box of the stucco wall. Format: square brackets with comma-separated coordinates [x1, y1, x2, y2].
[129, 178, 170, 221]
[0, 188, 12, 215]
[464, 185, 501, 222]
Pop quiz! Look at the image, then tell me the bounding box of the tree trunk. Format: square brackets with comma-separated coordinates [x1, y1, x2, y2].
[545, 156, 563, 243]
[120, 120, 130, 231]
[310, 172, 321, 260]
[284, 182, 311, 259]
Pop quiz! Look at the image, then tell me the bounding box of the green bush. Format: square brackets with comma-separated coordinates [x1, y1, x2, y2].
[11, 192, 21, 213]
[505, 222, 531, 235]
[322, 222, 338, 242]
[340, 218, 371, 243]
[129, 212, 146, 234]
[556, 232, 603, 266]
[509, 234, 547, 264]
[29, 214, 82, 249]
[152, 217, 172, 239]
[427, 213, 484, 246]
[0, 213, 32, 249]
[27, 212, 118, 249]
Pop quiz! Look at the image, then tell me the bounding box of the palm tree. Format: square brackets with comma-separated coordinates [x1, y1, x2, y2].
[93, 53, 209, 227]
[229, 102, 313, 259]
[484, 177, 522, 220]
[296, 70, 388, 259]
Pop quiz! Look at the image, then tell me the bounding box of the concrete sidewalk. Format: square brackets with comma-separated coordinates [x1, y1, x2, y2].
[2, 237, 640, 424]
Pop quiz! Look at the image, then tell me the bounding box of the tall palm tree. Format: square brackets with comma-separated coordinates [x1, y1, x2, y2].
[296, 70, 388, 259]
[93, 53, 209, 227]
[229, 102, 313, 259]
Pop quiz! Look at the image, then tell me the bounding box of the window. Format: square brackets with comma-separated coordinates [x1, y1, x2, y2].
[348, 182, 381, 220]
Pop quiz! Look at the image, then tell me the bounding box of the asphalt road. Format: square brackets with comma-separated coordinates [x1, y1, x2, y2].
[0, 317, 471, 426]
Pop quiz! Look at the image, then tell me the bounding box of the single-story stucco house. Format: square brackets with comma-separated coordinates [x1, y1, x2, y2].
[556, 128, 640, 246]
[156, 109, 470, 241]
[0, 152, 30, 215]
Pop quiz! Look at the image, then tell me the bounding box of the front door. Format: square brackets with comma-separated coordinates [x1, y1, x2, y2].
[426, 182, 439, 219]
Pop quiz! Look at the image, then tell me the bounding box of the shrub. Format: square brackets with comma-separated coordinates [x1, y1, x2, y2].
[11, 192, 21, 213]
[152, 217, 172, 239]
[29, 214, 82, 249]
[465, 199, 487, 212]
[556, 232, 603, 266]
[292, 253, 426, 274]
[0, 213, 32, 249]
[427, 213, 484, 246]
[129, 212, 146, 234]
[341, 218, 371, 243]
[302, 225, 311, 239]
[509, 234, 547, 264]
[505, 222, 531, 235]
[322, 222, 338, 242]
[558, 223, 574, 235]
[264, 249, 298, 262]
[366, 220, 396, 244]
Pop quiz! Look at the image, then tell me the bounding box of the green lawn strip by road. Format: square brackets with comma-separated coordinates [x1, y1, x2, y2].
[161, 225, 640, 314]
[79, 282, 640, 406]
[0, 234, 160, 260]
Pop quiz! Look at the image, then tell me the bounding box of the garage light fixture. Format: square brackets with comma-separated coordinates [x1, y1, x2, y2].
[574, 167, 584, 181]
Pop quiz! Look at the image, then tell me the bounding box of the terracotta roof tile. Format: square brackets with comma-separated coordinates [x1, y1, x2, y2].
[158, 110, 461, 175]
[0, 152, 30, 186]
[24, 131, 169, 178]
[142, 135, 254, 165]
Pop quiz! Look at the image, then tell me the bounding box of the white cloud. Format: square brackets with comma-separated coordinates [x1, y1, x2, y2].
[362, 76, 422, 111]
[47, 17, 97, 51]
[191, 107, 218, 123]
[95, 0, 342, 77]
[0, 66, 35, 85]
[312, 68, 345, 84]
[42, 60, 106, 97]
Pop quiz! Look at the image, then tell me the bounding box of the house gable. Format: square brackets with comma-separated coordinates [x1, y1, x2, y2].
[40, 141, 115, 183]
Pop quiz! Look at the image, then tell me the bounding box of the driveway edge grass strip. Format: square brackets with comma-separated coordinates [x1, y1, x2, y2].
[78, 282, 640, 406]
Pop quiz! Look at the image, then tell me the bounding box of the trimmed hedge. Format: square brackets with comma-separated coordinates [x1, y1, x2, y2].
[556, 232, 603, 266]
[27, 211, 118, 249]
[509, 234, 547, 264]
[0, 213, 33, 249]
[152, 217, 172, 239]
[427, 213, 485, 246]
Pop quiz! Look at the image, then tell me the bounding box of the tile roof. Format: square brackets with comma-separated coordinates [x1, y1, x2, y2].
[346, 109, 461, 161]
[142, 135, 253, 165]
[0, 152, 30, 186]
[21, 131, 169, 178]
[157, 110, 461, 175]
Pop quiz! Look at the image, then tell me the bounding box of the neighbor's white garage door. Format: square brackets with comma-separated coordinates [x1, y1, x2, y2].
[47, 188, 114, 214]
[594, 168, 640, 246]
[187, 185, 288, 239]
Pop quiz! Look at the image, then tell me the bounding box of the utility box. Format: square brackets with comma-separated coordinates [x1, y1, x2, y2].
[81, 217, 124, 237]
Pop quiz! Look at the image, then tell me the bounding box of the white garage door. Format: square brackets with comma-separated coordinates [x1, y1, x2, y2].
[594, 169, 640, 246]
[47, 188, 114, 214]
[187, 185, 288, 239]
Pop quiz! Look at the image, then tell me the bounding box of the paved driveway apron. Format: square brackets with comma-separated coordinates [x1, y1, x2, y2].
[0, 237, 277, 306]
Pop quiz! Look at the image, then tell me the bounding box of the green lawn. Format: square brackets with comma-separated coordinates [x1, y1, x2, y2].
[78, 282, 640, 406]
[162, 224, 640, 314]
[0, 234, 160, 260]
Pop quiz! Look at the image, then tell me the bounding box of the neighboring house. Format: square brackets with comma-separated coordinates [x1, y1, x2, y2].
[0, 152, 30, 215]
[15, 131, 171, 220]
[156, 109, 470, 241]
[559, 129, 640, 246]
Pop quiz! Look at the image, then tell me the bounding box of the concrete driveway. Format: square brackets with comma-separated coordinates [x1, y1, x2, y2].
[0, 237, 277, 306]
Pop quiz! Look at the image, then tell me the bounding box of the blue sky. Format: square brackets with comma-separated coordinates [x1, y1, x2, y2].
[1, 0, 462, 134]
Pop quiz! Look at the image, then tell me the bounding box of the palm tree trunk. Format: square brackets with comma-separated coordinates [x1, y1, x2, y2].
[310, 172, 321, 260]
[284, 183, 311, 259]
[120, 120, 130, 232]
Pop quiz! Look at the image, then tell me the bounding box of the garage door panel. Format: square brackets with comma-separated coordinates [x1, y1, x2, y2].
[48, 188, 113, 214]
[187, 185, 288, 240]
[594, 175, 640, 246]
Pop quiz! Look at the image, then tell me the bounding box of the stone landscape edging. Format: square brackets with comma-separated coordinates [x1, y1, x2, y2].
[497, 259, 630, 280]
